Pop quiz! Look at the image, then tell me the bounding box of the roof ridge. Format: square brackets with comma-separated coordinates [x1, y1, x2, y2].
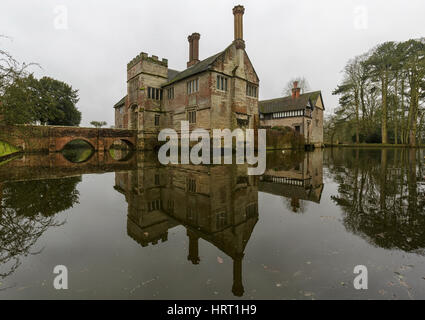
[162, 43, 233, 87]
[260, 90, 322, 103]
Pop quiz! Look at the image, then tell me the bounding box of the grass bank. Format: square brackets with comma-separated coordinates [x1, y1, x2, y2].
[0, 140, 20, 158]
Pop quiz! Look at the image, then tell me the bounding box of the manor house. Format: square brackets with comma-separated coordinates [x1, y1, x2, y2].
[258, 82, 325, 147]
[114, 5, 259, 150]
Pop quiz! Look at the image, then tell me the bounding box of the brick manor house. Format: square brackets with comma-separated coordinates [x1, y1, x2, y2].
[114, 5, 259, 150]
[259, 82, 325, 147]
[114, 5, 324, 149]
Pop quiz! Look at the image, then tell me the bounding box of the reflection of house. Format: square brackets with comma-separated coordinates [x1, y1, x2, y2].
[114, 155, 258, 297]
[259, 150, 323, 212]
[113, 5, 259, 150]
[258, 82, 324, 147]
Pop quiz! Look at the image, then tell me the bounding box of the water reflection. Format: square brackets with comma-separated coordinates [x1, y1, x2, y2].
[327, 148, 425, 252]
[0, 177, 80, 279]
[0, 148, 424, 298]
[109, 141, 134, 161]
[61, 140, 94, 163]
[114, 153, 259, 297]
[260, 150, 324, 212]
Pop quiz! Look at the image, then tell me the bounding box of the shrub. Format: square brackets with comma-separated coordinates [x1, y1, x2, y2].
[266, 126, 305, 149]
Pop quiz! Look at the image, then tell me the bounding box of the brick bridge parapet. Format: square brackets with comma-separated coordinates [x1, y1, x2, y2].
[0, 125, 138, 153]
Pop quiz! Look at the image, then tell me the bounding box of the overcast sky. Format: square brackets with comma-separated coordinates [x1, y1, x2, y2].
[1, 0, 424, 126]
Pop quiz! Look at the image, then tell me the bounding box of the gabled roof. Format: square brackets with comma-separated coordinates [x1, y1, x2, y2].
[167, 69, 180, 81]
[259, 91, 322, 114]
[114, 96, 126, 108]
[162, 50, 226, 87]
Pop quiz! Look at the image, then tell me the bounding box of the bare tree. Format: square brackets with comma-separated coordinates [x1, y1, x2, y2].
[283, 77, 311, 96]
[0, 35, 38, 95]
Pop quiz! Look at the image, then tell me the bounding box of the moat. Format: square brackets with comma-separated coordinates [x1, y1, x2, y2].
[0, 148, 424, 299]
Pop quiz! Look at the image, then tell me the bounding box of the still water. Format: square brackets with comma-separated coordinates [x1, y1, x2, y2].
[0, 148, 424, 299]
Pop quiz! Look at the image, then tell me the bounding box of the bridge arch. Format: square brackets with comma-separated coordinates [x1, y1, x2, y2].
[107, 138, 135, 162]
[61, 139, 95, 163]
[104, 138, 135, 151]
[57, 137, 96, 152]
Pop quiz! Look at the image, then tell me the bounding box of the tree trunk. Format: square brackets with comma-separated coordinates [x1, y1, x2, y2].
[381, 73, 388, 144]
[380, 149, 388, 211]
[408, 77, 418, 147]
[355, 89, 360, 144]
[394, 75, 399, 145]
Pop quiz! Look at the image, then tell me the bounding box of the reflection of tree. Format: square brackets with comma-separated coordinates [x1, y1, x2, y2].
[0, 176, 81, 279]
[329, 148, 425, 252]
[61, 143, 94, 163]
[283, 197, 308, 213]
[2, 177, 81, 217]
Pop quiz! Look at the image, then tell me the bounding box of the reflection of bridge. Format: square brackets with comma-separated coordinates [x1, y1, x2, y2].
[0, 125, 137, 153]
[0, 152, 137, 182]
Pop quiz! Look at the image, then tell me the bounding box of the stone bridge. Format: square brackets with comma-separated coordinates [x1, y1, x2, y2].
[0, 125, 138, 153]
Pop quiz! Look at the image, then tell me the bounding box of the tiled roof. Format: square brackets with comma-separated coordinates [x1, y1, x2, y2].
[162, 50, 225, 87]
[113, 96, 126, 108]
[259, 91, 322, 114]
[167, 69, 180, 81]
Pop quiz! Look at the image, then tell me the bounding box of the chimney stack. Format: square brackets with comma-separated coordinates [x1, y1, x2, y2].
[187, 32, 200, 68]
[233, 5, 245, 49]
[292, 81, 301, 99]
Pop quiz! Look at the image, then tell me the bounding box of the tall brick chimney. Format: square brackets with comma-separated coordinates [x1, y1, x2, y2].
[233, 5, 245, 49]
[187, 32, 200, 68]
[292, 81, 301, 99]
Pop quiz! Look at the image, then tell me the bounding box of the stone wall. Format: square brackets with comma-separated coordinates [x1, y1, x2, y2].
[260, 107, 324, 147]
[119, 42, 259, 150]
[0, 125, 137, 152]
[310, 100, 324, 147]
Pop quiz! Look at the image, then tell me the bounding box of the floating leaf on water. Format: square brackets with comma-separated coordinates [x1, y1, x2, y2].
[293, 271, 302, 277]
[399, 280, 410, 289]
[399, 265, 413, 272]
